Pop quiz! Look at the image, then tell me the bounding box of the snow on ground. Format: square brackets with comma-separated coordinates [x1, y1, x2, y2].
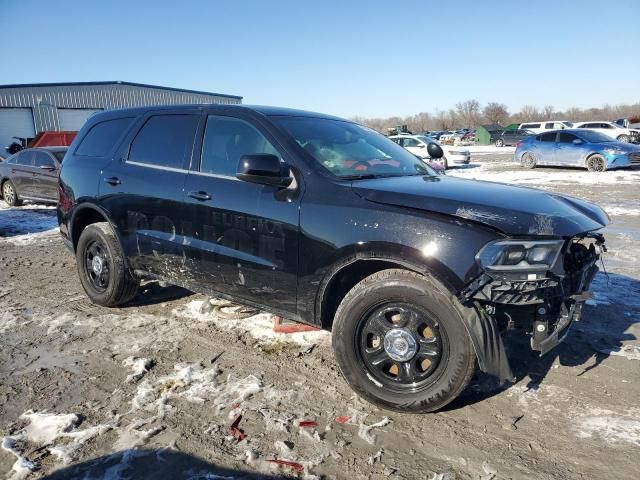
[448, 162, 640, 185]
[0, 203, 58, 245]
[464, 145, 516, 155]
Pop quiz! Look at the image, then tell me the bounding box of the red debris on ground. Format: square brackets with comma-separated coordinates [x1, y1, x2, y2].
[335, 416, 351, 424]
[296, 420, 319, 428]
[273, 315, 321, 334]
[266, 459, 305, 472]
[228, 415, 247, 443]
[231, 402, 241, 409]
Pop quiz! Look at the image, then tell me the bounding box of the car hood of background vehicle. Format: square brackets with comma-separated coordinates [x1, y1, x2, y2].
[352, 175, 609, 236]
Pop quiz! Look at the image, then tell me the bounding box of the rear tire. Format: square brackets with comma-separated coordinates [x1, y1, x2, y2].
[495, 139, 504, 147]
[2, 180, 22, 206]
[521, 152, 536, 169]
[331, 269, 476, 413]
[617, 135, 629, 143]
[586, 154, 606, 172]
[76, 222, 139, 306]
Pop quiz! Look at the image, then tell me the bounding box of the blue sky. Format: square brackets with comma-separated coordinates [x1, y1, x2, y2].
[1, 0, 638, 117]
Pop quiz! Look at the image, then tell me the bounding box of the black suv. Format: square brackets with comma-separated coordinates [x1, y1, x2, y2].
[58, 105, 607, 412]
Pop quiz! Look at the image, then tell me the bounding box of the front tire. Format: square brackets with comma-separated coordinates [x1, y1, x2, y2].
[586, 154, 606, 172]
[2, 180, 22, 206]
[617, 135, 629, 143]
[495, 139, 504, 147]
[331, 269, 476, 413]
[76, 222, 139, 306]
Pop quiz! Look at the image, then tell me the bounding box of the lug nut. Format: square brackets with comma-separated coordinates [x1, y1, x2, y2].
[537, 307, 547, 315]
[536, 324, 546, 332]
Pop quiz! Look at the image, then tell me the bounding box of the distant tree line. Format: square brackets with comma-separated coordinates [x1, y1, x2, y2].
[351, 100, 640, 133]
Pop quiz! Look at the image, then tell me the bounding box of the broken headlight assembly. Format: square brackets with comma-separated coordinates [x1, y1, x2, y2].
[476, 239, 564, 272]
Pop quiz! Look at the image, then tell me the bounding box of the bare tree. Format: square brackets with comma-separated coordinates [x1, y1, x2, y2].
[542, 105, 555, 120]
[483, 102, 509, 125]
[455, 99, 481, 128]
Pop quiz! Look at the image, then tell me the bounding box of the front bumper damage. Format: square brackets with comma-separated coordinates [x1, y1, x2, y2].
[459, 233, 605, 382]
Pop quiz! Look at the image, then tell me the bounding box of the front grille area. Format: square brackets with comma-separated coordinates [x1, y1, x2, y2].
[630, 152, 640, 165]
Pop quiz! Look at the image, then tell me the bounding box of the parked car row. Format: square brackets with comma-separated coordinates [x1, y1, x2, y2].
[390, 134, 470, 169]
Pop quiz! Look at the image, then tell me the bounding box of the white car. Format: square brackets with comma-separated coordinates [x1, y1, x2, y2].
[390, 134, 470, 169]
[573, 121, 639, 143]
[518, 120, 574, 134]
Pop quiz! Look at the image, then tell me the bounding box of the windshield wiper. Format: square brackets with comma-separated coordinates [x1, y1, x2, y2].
[340, 173, 401, 180]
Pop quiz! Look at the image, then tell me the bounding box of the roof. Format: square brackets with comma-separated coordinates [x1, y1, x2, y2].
[0, 81, 242, 100]
[87, 104, 347, 122]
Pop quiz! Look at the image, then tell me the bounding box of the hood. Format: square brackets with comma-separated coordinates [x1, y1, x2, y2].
[351, 175, 609, 237]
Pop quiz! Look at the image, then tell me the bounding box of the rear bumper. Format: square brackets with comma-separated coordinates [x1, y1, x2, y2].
[448, 153, 471, 164]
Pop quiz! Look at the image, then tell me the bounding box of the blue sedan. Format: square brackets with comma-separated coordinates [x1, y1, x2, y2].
[514, 129, 640, 172]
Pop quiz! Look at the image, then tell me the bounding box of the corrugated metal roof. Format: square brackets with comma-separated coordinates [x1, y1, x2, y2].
[0, 81, 242, 100]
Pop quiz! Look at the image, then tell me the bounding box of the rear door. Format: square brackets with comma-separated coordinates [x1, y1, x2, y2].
[10, 150, 36, 196]
[31, 150, 60, 201]
[181, 112, 301, 315]
[99, 110, 201, 278]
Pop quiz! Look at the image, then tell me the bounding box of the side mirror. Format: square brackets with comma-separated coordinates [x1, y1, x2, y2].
[427, 142, 444, 159]
[572, 139, 583, 145]
[237, 154, 293, 188]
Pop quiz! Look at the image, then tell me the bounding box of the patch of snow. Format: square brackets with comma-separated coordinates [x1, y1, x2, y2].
[358, 416, 391, 445]
[576, 409, 640, 446]
[448, 163, 640, 185]
[0, 204, 59, 245]
[122, 356, 153, 382]
[131, 363, 262, 417]
[1, 437, 38, 479]
[604, 206, 640, 216]
[20, 411, 78, 443]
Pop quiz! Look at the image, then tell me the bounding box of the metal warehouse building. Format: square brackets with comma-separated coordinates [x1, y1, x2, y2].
[0, 81, 242, 149]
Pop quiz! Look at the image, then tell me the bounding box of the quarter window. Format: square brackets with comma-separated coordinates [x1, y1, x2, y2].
[76, 117, 134, 157]
[129, 114, 199, 169]
[402, 138, 420, 148]
[522, 123, 541, 129]
[199, 115, 279, 176]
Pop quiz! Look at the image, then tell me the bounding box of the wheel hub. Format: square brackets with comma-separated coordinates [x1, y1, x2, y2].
[383, 328, 417, 362]
[92, 256, 103, 275]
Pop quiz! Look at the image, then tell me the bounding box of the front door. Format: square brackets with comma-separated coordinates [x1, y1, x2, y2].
[31, 150, 60, 201]
[99, 112, 201, 279]
[10, 150, 36, 197]
[555, 132, 585, 167]
[181, 113, 301, 316]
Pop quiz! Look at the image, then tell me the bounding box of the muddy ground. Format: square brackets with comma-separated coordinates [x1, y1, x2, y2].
[1, 156, 639, 480]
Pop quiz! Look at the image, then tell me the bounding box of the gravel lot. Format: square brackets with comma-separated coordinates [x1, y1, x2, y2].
[1, 154, 639, 480]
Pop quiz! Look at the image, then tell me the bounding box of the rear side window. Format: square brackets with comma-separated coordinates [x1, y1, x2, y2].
[33, 151, 54, 166]
[522, 123, 541, 129]
[76, 117, 134, 157]
[538, 132, 557, 142]
[129, 114, 199, 169]
[199, 115, 279, 176]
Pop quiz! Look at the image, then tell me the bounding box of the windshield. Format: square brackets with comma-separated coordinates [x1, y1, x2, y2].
[562, 121, 574, 128]
[416, 135, 438, 145]
[273, 117, 435, 179]
[577, 130, 617, 143]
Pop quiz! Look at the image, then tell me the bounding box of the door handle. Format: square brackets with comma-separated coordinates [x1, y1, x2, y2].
[104, 177, 121, 186]
[188, 190, 212, 201]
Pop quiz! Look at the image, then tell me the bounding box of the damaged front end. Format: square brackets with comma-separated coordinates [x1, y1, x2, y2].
[460, 232, 606, 381]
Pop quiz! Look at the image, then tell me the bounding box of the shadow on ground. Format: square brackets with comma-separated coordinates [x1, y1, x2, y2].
[42, 449, 294, 480]
[445, 271, 639, 410]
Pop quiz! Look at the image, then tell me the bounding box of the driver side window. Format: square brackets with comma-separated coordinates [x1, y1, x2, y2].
[199, 115, 279, 177]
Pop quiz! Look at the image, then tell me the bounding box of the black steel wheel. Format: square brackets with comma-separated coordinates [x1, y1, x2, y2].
[76, 222, 139, 306]
[357, 303, 446, 391]
[2, 180, 21, 206]
[332, 269, 476, 413]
